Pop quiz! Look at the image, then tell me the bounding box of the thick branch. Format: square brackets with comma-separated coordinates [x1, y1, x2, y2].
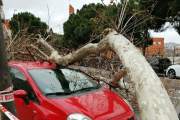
[29, 44, 48, 59]
[38, 37, 110, 66]
[37, 37, 55, 52]
[111, 70, 127, 86]
[25, 47, 36, 61]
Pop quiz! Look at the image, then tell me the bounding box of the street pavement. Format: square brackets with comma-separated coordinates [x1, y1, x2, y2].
[77, 66, 180, 120]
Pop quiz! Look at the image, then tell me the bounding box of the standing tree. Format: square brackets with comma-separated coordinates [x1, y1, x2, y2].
[9, 12, 48, 37]
[139, 0, 180, 55]
[63, 2, 154, 50]
[63, 3, 104, 49]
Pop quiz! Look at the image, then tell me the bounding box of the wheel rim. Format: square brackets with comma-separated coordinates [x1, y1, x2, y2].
[168, 70, 175, 78]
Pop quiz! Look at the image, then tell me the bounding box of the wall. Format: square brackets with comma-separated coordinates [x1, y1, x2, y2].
[69, 4, 74, 16]
[139, 38, 164, 56]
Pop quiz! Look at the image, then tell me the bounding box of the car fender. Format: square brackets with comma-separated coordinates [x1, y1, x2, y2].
[33, 108, 63, 120]
[166, 65, 180, 77]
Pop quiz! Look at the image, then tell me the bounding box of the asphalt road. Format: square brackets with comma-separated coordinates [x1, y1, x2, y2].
[77, 66, 180, 120]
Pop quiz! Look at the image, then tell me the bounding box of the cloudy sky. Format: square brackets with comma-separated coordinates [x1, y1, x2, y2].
[3, 0, 180, 44]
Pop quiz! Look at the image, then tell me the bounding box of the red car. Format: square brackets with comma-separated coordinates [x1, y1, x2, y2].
[8, 61, 135, 120]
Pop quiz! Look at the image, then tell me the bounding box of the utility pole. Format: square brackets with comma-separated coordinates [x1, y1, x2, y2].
[58, 25, 61, 34]
[0, 12, 17, 120]
[142, 29, 148, 56]
[173, 46, 175, 64]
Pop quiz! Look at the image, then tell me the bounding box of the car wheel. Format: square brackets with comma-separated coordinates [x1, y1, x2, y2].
[167, 69, 176, 79]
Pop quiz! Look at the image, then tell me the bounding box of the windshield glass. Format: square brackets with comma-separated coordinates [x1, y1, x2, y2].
[28, 68, 99, 95]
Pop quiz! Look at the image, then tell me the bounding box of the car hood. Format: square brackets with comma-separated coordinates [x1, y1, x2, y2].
[49, 88, 131, 120]
[169, 65, 180, 68]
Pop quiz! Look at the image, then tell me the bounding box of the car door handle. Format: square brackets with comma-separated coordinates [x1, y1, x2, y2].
[33, 110, 37, 114]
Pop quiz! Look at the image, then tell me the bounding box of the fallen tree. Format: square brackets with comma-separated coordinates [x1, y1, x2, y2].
[5, 0, 179, 119]
[27, 28, 178, 120]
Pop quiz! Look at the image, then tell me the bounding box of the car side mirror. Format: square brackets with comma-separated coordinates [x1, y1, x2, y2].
[13, 90, 27, 98]
[13, 90, 29, 105]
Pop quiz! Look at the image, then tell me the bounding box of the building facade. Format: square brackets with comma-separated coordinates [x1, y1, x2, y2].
[139, 38, 164, 56]
[5, 19, 11, 39]
[69, 4, 74, 16]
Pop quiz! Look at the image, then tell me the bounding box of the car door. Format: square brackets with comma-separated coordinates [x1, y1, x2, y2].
[175, 65, 180, 77]
[10, 67, 40, 120]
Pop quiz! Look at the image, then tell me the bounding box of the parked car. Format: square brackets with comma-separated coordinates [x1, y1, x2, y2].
[166, 65, 180, 79]
[9, 61, 135, 120]
[146, 57, 172, 73]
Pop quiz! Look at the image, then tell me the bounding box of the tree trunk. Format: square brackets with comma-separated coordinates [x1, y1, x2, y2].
[37, 29, 178, 119]
[107, 31, 178, 120]
[0, 16, 17, 119]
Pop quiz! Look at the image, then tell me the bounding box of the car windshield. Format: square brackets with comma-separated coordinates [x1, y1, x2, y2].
[27, 68, 99, 95]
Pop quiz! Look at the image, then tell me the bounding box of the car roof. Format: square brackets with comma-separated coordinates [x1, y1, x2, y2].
[8, 61, 56, 69]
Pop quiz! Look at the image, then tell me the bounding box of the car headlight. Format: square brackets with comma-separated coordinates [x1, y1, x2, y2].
[67, 113, 92, 120]
[123, 98, 134, 113]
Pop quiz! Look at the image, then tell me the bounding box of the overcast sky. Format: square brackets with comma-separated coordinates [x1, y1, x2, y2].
[3, 0, 180, 44]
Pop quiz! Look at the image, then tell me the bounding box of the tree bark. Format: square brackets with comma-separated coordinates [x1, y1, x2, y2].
[0, 16, 17, 119]
[36, 29, 178, 119]
[107, 31, 178, 120]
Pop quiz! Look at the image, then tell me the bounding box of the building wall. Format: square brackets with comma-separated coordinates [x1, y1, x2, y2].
[5, 19, 11, 39]
[5, 20, 9, 30]
[139, 38, 164, 56]
[69, 4, 74, 16]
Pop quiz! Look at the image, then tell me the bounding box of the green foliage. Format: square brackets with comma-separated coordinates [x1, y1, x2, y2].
[51, 33, 64, 48]
[139, 0, 180, 33]
[63, 2, 154, 49]
[169, 0, 180, 34]
[63, 3, 105, 48]
[9, 12, 48, 36]
[63, 0, 180, 49]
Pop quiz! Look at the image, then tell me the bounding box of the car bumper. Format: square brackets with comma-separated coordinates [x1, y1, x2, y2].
[109, 111, 135, 120]
[164, 69, 167, 76]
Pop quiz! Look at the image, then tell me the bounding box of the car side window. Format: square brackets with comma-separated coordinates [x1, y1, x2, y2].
[10, 67, 39, 104]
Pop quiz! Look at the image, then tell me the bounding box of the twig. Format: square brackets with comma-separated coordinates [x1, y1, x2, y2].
[25, 46, 36, 61]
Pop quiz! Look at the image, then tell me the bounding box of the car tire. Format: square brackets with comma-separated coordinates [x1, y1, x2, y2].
[167, 69, 176, 79]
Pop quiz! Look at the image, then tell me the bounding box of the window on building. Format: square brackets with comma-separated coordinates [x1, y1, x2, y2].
[158, 42, 161, 45]
[153, 42, 156, 45]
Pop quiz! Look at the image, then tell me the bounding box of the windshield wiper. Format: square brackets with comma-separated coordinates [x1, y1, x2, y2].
[46, 92, 71, 96]
[71, 86, 100, 93]
[46, 86, 101, 96]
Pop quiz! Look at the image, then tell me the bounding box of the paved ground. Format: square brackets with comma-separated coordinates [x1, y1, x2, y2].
[76, 66, 180, 120]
